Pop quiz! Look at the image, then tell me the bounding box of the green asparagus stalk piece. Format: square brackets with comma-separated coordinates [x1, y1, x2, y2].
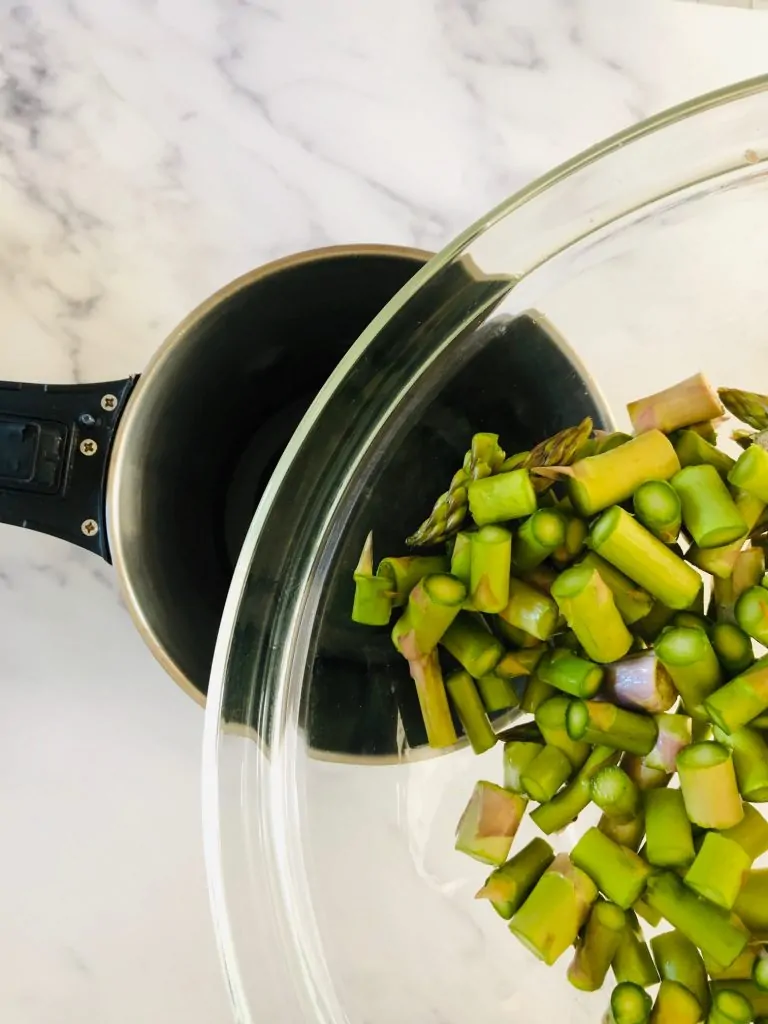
[591, 766, 640, 822]
[536, 648, 604, 699]
[571, 827, 650, 909]
[521, 744, 573, 802]
[599, 811, 646, 852]
[567, 700, 658, 756]
[551, 564, 633, 664]
[645, 871, 749, 967]
[674, 428, 736, 478]
[655, 626, 723, 720]
[705, 656, 768, 733]
[499, 577, 559, 641]
[567, 430, 680, 517]
[720, 387, 768, 430]
[651, 930, 710, 1014]
[711, 981, 768, 1018]
[535, 696, 590, 767]
[722, 804, 768, 861]
[519, 562, 559, 595]
[475, 837, 555, 919]
[677, 742, 743, 829]
[672, 611, 712, 633]
[590, 506, 702, 610]
[604, 651, 677, 714]
[705, 946, 757, 981]
[729, 444, 768, 503]
[734, 869, 768, 937]
[445, 670, 497, 754]
[520, 417, 594, 480]
[633, 480, 682, 544]
[469, 525, 512, 612]
[688, 489, 766, 579]
[649, 980, 702, 1024]
[711, 547, 765, 624]
[520, 672, 556, 714]
[707, 987, 755, 1024]
[685, 419, 719, 444]
[579, 552, 654, 625]
[645, 788, 695, 868]
[712, 622, 757, 678]
[352, 533, 394, 625]
[508, 853, 597, 965]
[684, 832, 750, 910]
[613, 912, 660, 988]
[715, 725, 768, 802]
[673, 464, 748, 548]
[377, 554, 449, 606]
[644, 713, 692, 773]
[467, 468, 536, 527]
[623, 753, 671, 791]
[606, 981, 653, 1024]
[691, 717, 713, 742]
[634, 897, 662, 927]
[736, 585, 768, 646]
[496, 646, 546, 678]
[512, 509, 566, 572]
[407, 432, 505, 546]
[552, 513, 588, 567]
[633, 600, 677, 644]
[391, 573, 466, 658]
[454, 780, 526, 865]
[529, 745, 620, 834]
[476, 673, 518, 714]
[406, 649, 458, 748]
[629, 373, 723, 434]
[503, 740, 544, 793]
[494, 617, 545, 649]
[440, 612, 503, 678]
[755, 949, 768, 991]
[568, 899, 626, 992]
[448, 531, 472, 592]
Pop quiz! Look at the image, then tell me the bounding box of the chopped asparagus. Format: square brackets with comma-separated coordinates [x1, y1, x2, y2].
[674, 428, 736, 478]
[476, 673, 518, 714]
[722, 804, 768, 862]
[537, 648, 604, 699]
[469, 525, 512, 612]
[579, 552, 654, 625]
[734, 869, 768, 937]
[467, 468, 537, 526]
[736, 585, 768, 646]
[520, 672, 556, 714]
[711, 547, 765, 624]
[448, 531, 472, 592]
[655, 626, 723, 720]
[644, 713, 692, 773]
[711, 981, 768, 1018]
[684, 832, 750, 909]
[720, 386, 768, 430]
[495, 646, 546, 678]
[729, 444, 768, 503]
[551, 564, 633, 664]
[454, 781, 526, 865]
[445, 670, 497, 754]
[591, 766, 640, 822]
[530, 745, 620, 834]
[599, 811, 646, 852]
[513, 509, 566, 572]
[407, 650, 458, 748]
[535, 695, 590, 767]
[712, 622, 756, 678]
[645, 788, 695, 868]
[391, 573, 466, 659]
[629, 373, 723, 434]
[715, 725, 768, 802]
[677, 742, 743, 830]
[607, 981, 653, 1024]
[705, 657, 768, 734]
[707, 987, 755, 1024]
[755, 949, 768, 991]
[633, 479, 682, 544]
[568, 899, 626, 991]
[377, 554, 449, 606]
[571, 827, 650, 909]
[440, 612, 503, 678]
[352, 533, 394, 624]
[567, 700, 658, 756]
[604, 651, 677, 714]
[705, 946, 757, 982]
[672, 464, 747, 548]
[622, 752, 671, 791]
[651, 930, 710, 1014]
[688, 489, 766, 578]
[521, 744, 573, 802]
[650, 980, 703, 1024]
[552, 513, 588, 567]
[613, 912, 660, 988]
[475, 837, 555, 919]
[499, 577, 559, 642]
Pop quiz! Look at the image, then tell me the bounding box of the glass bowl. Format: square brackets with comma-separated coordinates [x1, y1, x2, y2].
[204, 75, 768, 1024]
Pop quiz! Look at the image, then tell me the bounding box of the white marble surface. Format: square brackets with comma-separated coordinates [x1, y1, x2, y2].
[2, 1, 768, 1022]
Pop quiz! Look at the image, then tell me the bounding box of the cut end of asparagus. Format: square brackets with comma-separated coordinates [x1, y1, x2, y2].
[455, 781, 526, 866]
[609, 981, 653, 1024]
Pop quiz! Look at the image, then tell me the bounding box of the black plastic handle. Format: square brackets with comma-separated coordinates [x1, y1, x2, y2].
[0, 377, 136, 562]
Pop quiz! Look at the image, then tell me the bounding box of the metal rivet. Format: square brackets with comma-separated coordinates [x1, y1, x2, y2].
[80, 438, 98, 456]
[81, 519, 99, 537]
[79, 412, 96, 426]
[101, 394, 117, 411]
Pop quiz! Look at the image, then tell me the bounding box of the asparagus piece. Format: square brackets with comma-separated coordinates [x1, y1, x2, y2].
[633, 479, 683, 544]
[499, 577, 559, 641]
[529, 745, 620, 834]
[440, 612, 503, 678]
[634, 600, 677, 644]
[736, 586, 768, 646]
[571, 827, 650, 908]
[623, 752, 671, 791]
[552, 513, 588, 567]
[567, 430, 680, 517]
[634, 897, 662, 927]
[377, 554, 449, 606]
[468, 525, 512, 613]
[448, 531, 472, 592]
[406, 650, 458, 748]
[391, 573, 466, 658]
[568, 899, 626, 992]
[512, 509, 566, 572]
[705, 657, 768, 734]
[445, 670, 497, 754]
[689, 489, 766, 578]
[651, 930, 710, 1014]
[755, 949, 768, 991]
[629, 373, 723, 434]
[655, 626, 723, 720]
[648, 980, 702, 1024]
[711, 981, 768, 1018]
[519, 562, 560, 595]
[712, 622, 756, 678]
[535, 696, 590, 767]
[520, 673, 556, 714]
[730, 444, 768, 503]
[674, 428, 736, 477]
[508, 853, 597, 965]
[517, 416, 594, 488]
[521, 744, 573, 802]
[591, 766, 640, 821]
[606, 981, 653, 1024]
[706, 947, 757, 982]
[645, 713, 692, 773]
[579, 552, 654, 625]
[476, 673, 518, 714]
[467, 468, 537, 527]
[599, 811, 646, 852]
[536, 647, 604, 699]
[673, 464, 747, 548]
[646, 871, 749, 967]
[551, 564, 633, 664]
[454, 781, 526, 865]
[684, 832, 751, 909]
[407, 432, 505, 546]
[495, 645, 546, 678]
[645, 788, 695, 868]
[673, 611, 712, 633]
[722, 804, 768, 861]
[677, 742, 743, 829]
[711, 547, 765, 625]
[475, 837, 555, 919]
[352, 533, 394, 625]
[707, 988, 755, 1024]
[715, 725, 768, 802]
[567, 700, 658, 756]
[734, 870, 768, 938]
[613, 912, 661, 988]
[604, 651, 677, 714]
[692, 717, 714, 742]
[590, 506, 702, 610]
[720, 387, 768, 430]
[503, 740, 544, 793]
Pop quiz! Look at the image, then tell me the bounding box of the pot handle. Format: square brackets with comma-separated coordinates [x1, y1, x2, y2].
[0, 376, 137, 562]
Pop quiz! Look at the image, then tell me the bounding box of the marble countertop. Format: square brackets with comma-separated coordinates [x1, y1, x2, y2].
[2, 1, 768, 1021]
